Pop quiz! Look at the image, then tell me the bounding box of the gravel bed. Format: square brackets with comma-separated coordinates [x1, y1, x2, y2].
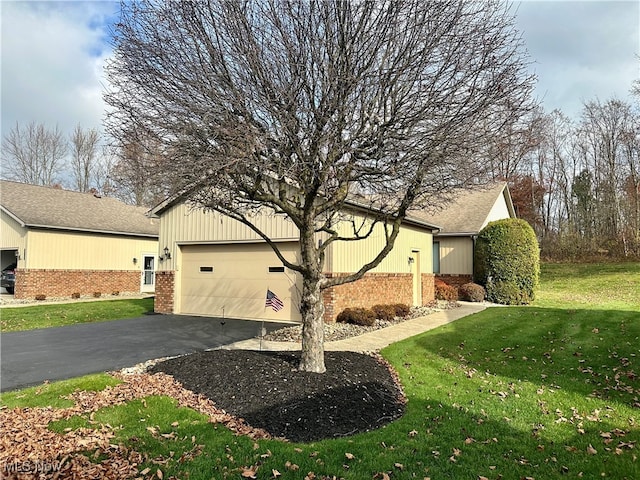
[263, 302, 458, 342]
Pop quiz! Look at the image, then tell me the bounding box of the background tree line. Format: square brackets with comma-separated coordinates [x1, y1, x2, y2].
[1, 121, 168, 207]
[3, 96, 639, 260]
[485, 93, 640, 260]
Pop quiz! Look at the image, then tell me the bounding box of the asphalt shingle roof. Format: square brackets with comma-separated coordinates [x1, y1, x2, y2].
[0, 180, 159, 237]
[419, 183, 512, 235]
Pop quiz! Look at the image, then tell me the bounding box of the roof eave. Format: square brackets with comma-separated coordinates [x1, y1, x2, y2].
[25, 224, 159, 238]
[0, 205, 26, 227]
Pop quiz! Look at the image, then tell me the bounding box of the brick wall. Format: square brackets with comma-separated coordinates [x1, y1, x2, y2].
[154, 271, 175, 313]
[322, 272, 436, 323]
[15, 269, 140, 299]
[436, 274, 472, 288]
[422, 273, 436, 305]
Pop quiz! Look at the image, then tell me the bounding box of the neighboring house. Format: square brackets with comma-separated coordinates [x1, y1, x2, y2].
[0, 180, 159, 299]
[427, 183, 516, 287]
[151, 197, 439, 323]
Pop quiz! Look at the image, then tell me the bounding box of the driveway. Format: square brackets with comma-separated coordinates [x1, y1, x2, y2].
[1, 315, 291, 391]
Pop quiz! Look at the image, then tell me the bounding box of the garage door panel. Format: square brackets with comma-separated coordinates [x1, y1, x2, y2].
[180, 243, 302, 322]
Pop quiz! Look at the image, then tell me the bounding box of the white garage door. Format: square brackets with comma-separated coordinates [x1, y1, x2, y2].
[179, 243, 302, 322]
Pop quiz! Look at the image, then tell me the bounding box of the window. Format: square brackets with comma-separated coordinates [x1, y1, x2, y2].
[432, 242, 440, 274]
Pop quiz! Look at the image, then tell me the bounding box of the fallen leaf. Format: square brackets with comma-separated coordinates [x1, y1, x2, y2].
[408, 429, 418, 437]
[272, 469, 281, 478]
[394, 463, 404, 470]
[345, 452, 355, 460]
[587, 444, 597, 455]
[156, 468, 163, 479]
[241, 466, 258, 478]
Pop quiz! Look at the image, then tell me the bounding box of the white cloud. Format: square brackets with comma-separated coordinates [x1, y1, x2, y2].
[1, 1, 117, 139]
[515, 0, 640, 117]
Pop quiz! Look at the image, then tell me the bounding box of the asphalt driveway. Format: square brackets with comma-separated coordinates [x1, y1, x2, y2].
[1, 315, 291, 391]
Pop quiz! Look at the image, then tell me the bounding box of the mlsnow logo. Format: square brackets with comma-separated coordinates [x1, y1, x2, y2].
[2, 460, 62, 474]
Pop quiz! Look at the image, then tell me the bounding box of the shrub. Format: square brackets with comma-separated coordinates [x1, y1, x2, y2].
[71, 292, 81, 299]
[372, 304, 397, 321]
[459, 282, 486, 302]
[487, 280, 530, 305]
[336, 307, 376, 327]
[34, 294, 46, 301]
[111, 291, 120, 296]
[435, 279, 458, 301]
[392, 303, 411, 318]
[93, 292, 102, 298]
[474, 218, 540, 305]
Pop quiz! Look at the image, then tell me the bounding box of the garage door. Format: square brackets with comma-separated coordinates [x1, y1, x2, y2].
[179, 243, 302, 322]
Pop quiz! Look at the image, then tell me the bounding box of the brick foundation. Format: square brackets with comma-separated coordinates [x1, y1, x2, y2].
[14, 269, 141, 299]
[154, 271, 175, 313]
[436, 274, 472, 288]
[322, 272, 436, 323]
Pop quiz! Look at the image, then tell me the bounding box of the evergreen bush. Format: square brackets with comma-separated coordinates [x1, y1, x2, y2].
[474, 218, 540, 305]
[336, 307, 377, 326]
[435, 279, 458, 301]
[459, 282, 486, 302]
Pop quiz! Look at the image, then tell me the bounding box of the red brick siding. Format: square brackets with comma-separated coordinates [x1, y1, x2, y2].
[323, 272, 436, 323]
[154, 271, 175, 313]
[15, 269, 140, 299]
[436, 274, 472, 288]
[422, 273, 436, 305]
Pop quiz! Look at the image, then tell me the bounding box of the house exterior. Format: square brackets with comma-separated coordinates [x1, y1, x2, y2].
[427, 183, 516, 287]
[152, 198, 439, 323]
[0, 180, 159, 299]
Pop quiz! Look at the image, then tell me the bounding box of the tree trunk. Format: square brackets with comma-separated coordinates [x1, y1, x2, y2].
[298, 273, 326, 373]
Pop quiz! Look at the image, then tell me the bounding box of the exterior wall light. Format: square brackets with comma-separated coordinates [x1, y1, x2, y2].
[163, 246, 171, 260]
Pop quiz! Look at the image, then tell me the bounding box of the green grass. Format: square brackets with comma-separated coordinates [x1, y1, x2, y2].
[4, 263, 640, 479]
[1, 374, 120, 409]
[536, 262, 640, 310]
[0, 297, 154, 332]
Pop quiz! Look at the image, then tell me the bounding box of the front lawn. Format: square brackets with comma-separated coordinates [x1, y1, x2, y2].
[0, 297, 154, 332]
[1, 264, 638, 479]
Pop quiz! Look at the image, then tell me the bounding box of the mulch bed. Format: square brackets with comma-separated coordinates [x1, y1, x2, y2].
[149, 350, 406, 443]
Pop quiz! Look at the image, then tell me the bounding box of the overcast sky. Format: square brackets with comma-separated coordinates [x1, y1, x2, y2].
[1, 0, 639, 143]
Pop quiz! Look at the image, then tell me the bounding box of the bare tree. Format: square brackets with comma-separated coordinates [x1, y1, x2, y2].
[106, 0, 536, 372]
[107, 127, 170, 206]
[70, 124, 101, 192]
[2, 121, 68, 186]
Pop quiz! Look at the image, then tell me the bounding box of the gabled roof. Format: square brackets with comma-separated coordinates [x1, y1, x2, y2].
[0, 180, 159, 237]
[423, 183, 515, 236]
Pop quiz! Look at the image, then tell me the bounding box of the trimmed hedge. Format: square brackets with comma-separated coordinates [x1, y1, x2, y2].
[474, 218, 540, 305]
[459, 282, 485, 302]
[336, 307, 376, 326]
[435, 279, 458, 301]
[372, 304, 397, 321]
[392, 303, 411, 317]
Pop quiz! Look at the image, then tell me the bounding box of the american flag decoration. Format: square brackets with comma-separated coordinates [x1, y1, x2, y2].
[265, 289, 284, 312]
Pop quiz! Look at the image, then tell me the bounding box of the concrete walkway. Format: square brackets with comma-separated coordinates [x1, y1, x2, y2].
[222, 302, 487, 353]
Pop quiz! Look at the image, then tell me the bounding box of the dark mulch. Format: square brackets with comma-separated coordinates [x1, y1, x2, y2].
[149, 350, 405, 443]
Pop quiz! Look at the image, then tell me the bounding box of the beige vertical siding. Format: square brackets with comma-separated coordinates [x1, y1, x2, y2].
[438, 237, 474, 275]
[1, 211, 27, 249]
[160, 203, 433, 276]
[159, 203, 300, 271]
[328, 213, 433, 275]
[26, 230, 158, 271]
[482, 193, 512, 229]
[1, 211, 27, 268]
